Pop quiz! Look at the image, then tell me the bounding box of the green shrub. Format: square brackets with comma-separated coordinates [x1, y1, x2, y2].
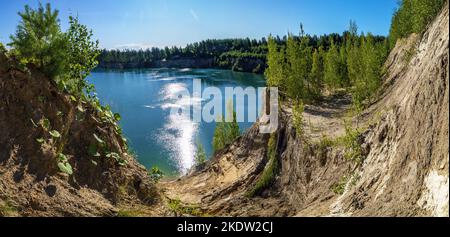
[168, 198, 203, 216]
[149, 167, 164, 182]
[246, 133, 278, 197]
[212, 103, 240, 153]
[338, 123, 364, 164]
[194, 141, 207, 166]
[292, 100, 304, 136]
[332, 175, 349, 195]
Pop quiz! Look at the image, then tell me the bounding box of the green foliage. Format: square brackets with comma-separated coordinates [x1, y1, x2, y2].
[0, 42, 5, 52]
[337, 122, 364, 164]
[194, 142, 207, 166]
[324, 39, 348, 89]
[9, 3, 68, 79]
[265, 21, 388, 109]
[88, 143, 100, 157]
[347, 33, 388, 110]
[309, 47, 325, 97]
[149, 167, 164, 182]
[317, 134, 336, 151]
[63, 16, 100, 95]
[0, 199, 19, 217]
[7, 3, 129, 171]
[332, 175, 349, 195]
[98, 38, 268, 73]
[36, 138, 45, 144]
[292, 100, 304, 135]
[168, 198, 203, 216]
[212, 105, 241, 153]
[389, 0, 446, 49]
[9, 3, 99, 96]
[106, 152, 127, 166]
[117, 209, 143, 217]
[49, 130, 61, 138]
[316, 122, 364, 165]
[57, 153, 73, 175]
[265, 35, 287, 89]
[246, 133, 278, 197]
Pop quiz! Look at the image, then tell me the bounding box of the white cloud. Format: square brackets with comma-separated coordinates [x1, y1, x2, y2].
[190, 9, 199, 22]
[112, 43, 156, 50]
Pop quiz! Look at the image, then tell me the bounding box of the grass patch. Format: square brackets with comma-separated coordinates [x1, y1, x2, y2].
[292, 100, 305, 136]
[0, 199, 19, 217]
[331, 175, 349, 195]
[315, 121, 364, 165]
[246, 133, 278, 197]
[117, 209, 144, 217]
[331, 173, 361, 195]
[167, 198, 204, 217]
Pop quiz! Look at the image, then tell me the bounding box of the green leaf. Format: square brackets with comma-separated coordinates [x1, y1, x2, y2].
[36, 138, 45, 144]
[57, 162, 73, 175]
[70, 95, 77, 102]
[90, 160, 98, 166]
[41, 118, 50, 130]
[114, 113, 121, 121]
[57, 153, 68, 162]
[49, 130, 61, 138]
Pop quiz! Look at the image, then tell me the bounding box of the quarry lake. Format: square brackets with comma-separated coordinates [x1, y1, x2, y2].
[89, 68, 266, 176]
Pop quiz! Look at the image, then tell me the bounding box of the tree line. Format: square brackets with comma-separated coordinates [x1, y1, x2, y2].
[265, 22, 388, 109]
[97, 38, 268, 73]
[266, 0, 446, 109]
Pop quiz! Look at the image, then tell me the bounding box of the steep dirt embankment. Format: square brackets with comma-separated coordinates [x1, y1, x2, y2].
[164, 4, 449, 217]
[0, 53, 163, 216]
[330, 4, 449, 217]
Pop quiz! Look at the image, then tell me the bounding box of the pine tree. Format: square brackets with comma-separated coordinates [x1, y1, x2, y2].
[310, 47, 324, 98]
[212, 106, 240, 153]
[324, 40, 344, 89]
[9, 3, 68, 79]
[286, 34, 303, 99]
[265, 35, 286, 90]
[194, 142, 207, 166]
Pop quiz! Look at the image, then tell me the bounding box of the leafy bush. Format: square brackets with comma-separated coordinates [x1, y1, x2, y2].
[149, 167, 164, 182]
[338, 123, 364, 164]
[194, 142, 207, 166]
[292, 100, 305, 136]
[168, 198, 203, 216]
[332, 175, 349, 195]
[212, 105, 240, 153]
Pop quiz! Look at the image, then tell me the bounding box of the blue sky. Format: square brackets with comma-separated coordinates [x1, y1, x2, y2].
[0, 0, 399, 49]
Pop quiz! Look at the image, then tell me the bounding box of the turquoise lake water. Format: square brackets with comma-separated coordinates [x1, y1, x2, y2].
[88, 68, 266, 176]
